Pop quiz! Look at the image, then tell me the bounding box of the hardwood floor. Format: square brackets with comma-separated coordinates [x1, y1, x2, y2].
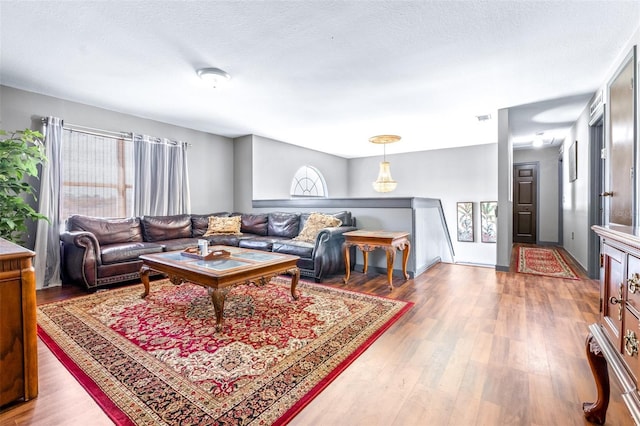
[0, 250, 634, 425]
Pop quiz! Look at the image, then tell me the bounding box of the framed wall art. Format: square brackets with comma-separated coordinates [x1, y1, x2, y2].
[457, 202, 474, 242]
[480, 201, 498, 243]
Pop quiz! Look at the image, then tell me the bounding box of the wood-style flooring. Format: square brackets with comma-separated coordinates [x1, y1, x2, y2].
[0, 247, 634, 425]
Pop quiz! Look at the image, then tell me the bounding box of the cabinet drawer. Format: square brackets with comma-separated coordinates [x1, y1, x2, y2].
[602, 244, 625, 345]
[623, 309, 640, 384]
[627, 255, 640, 313]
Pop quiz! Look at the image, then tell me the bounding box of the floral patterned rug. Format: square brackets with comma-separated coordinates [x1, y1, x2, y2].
[516, 246, 580, 280]
[37, 278, 412, 425]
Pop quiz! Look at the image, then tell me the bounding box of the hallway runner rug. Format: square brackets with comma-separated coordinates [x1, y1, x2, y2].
[516, 246, 579, 280]
[37, 278, 412, 425]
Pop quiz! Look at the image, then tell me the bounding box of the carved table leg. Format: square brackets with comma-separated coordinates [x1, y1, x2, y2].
[343, 242, 351, 284]
[402, 241, 410, 280]
[140, 265, 151, 298]
[583, 332, 609, 425]
[210, 288, 231, 332]
[385, 247, 396, 291]
[363, 250, 369, 274]
[289, 267, 300, 300]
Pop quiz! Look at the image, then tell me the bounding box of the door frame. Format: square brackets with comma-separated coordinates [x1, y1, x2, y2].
[512, 161, 539, 244]
[588, 108, 605, 279]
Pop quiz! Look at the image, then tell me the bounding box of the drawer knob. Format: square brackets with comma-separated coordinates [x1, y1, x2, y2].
[629, 273, 640, 294]
[625, 329, 639, 357]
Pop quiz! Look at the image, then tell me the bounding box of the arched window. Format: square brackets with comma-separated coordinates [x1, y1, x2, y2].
[290, 165, 328, 197]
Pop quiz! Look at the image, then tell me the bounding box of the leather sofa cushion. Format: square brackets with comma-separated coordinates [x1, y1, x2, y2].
[205, 234, 241, 246]
[159, 238, 199, 252]
[142, 214, 192, 242]
[239, 213, 268, 236]
[331, 211, 353, 227]
[238, 236, 288, 251]
[101, 242, 164, 264]
[191, 212, 229, 237]
[272, 240, 314, 258]
[268, 212, 300, 238]
[66, 215, 143, 246]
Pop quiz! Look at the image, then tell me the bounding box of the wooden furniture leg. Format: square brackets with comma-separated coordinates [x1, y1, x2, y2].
[140, 265, 151, 297]
[363, 251, 369, 274]
[210, 287, 231, 332]
[385, 248, 396, 290]
[583, 333, 609, 425]
[343, 242, 351, 284]
[289, 267, 300, 300]
[402, 241, 410, 280]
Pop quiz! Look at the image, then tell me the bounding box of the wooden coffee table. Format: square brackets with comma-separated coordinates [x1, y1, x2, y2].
[342, 230, 410, 290]
[139, 246, 300, 331]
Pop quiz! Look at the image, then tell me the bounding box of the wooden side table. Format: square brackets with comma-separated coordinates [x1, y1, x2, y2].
[342, 230, 410, 290]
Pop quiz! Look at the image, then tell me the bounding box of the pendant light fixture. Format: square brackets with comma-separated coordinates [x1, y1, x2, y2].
[370, 134, 400, 193]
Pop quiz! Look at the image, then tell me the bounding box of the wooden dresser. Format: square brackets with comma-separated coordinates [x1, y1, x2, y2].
[0, 238, 38, 407]
[586, 225, 640, 424]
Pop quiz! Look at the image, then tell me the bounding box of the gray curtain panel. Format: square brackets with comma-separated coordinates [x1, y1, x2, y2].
[34, 116, 63, 289]
[133, 134, 191, 216]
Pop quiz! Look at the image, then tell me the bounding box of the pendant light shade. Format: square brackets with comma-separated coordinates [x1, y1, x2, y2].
[369, 135, 400, 193]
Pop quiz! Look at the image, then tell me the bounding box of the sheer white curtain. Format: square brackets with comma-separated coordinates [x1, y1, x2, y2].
[133, 134, 191, 216]
[34, 116, 63, 289]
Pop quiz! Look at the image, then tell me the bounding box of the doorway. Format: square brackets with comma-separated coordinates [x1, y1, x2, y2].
[513, 163, 538, 243]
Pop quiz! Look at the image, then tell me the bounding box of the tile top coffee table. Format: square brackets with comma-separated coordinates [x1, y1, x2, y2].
[342, 230, 410, 290]
[139, 245, 300, 331]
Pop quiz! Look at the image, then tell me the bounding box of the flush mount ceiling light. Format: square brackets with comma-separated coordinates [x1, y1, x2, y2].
[533, 132, 544, 148]
[196, 67, 231, 88]
[370, 134, 401, 193]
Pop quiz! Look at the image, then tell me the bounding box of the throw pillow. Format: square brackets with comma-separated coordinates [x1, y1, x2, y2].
[203, 215, 242, 236]
[294, 213, 342, 243]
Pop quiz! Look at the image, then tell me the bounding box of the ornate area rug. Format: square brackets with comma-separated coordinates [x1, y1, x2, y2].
[516, 246, 579, 280]
[37, 278, 412, 425]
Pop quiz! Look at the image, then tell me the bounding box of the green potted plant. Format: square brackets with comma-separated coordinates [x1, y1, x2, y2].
[0, 129, 48, 244]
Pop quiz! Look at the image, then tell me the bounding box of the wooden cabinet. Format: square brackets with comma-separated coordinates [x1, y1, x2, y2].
[0, 238, 37, 407]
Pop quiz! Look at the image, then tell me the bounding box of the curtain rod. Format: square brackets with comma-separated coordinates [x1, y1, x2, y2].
[41, 118, 132, 140]
[41, 118, 191, 146]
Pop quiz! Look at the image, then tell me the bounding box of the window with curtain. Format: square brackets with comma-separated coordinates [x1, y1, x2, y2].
[61, 130, 134, 218]
[290, 165, 328, 197]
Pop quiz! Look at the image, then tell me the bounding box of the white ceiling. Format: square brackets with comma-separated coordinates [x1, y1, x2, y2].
[1, 1, 639, 158]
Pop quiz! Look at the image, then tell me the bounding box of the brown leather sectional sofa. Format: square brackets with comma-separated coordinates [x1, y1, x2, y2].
[60, 211, 356, 291]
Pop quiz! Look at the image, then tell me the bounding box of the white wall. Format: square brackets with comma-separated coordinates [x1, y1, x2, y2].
[250, 135, 349, 201]
[349, 143, 498, 266]
[561, 107, 591, 270]
[513, 146, 561, 244]
[0, 86, 235, 246]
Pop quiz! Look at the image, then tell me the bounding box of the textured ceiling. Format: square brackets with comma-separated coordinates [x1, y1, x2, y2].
[1, 1, 639, 158]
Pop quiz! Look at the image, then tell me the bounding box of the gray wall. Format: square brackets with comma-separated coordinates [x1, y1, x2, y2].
[0, 86, 234, 246]
[513, 146, 561, 244]
[233, 135, 253, 213]
[250, 135, 349, 201]
[496, 107, 512, 270]
[348, 143, 498, 266]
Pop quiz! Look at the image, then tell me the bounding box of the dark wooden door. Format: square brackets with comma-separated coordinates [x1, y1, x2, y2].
[513, 164, 537, 243]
